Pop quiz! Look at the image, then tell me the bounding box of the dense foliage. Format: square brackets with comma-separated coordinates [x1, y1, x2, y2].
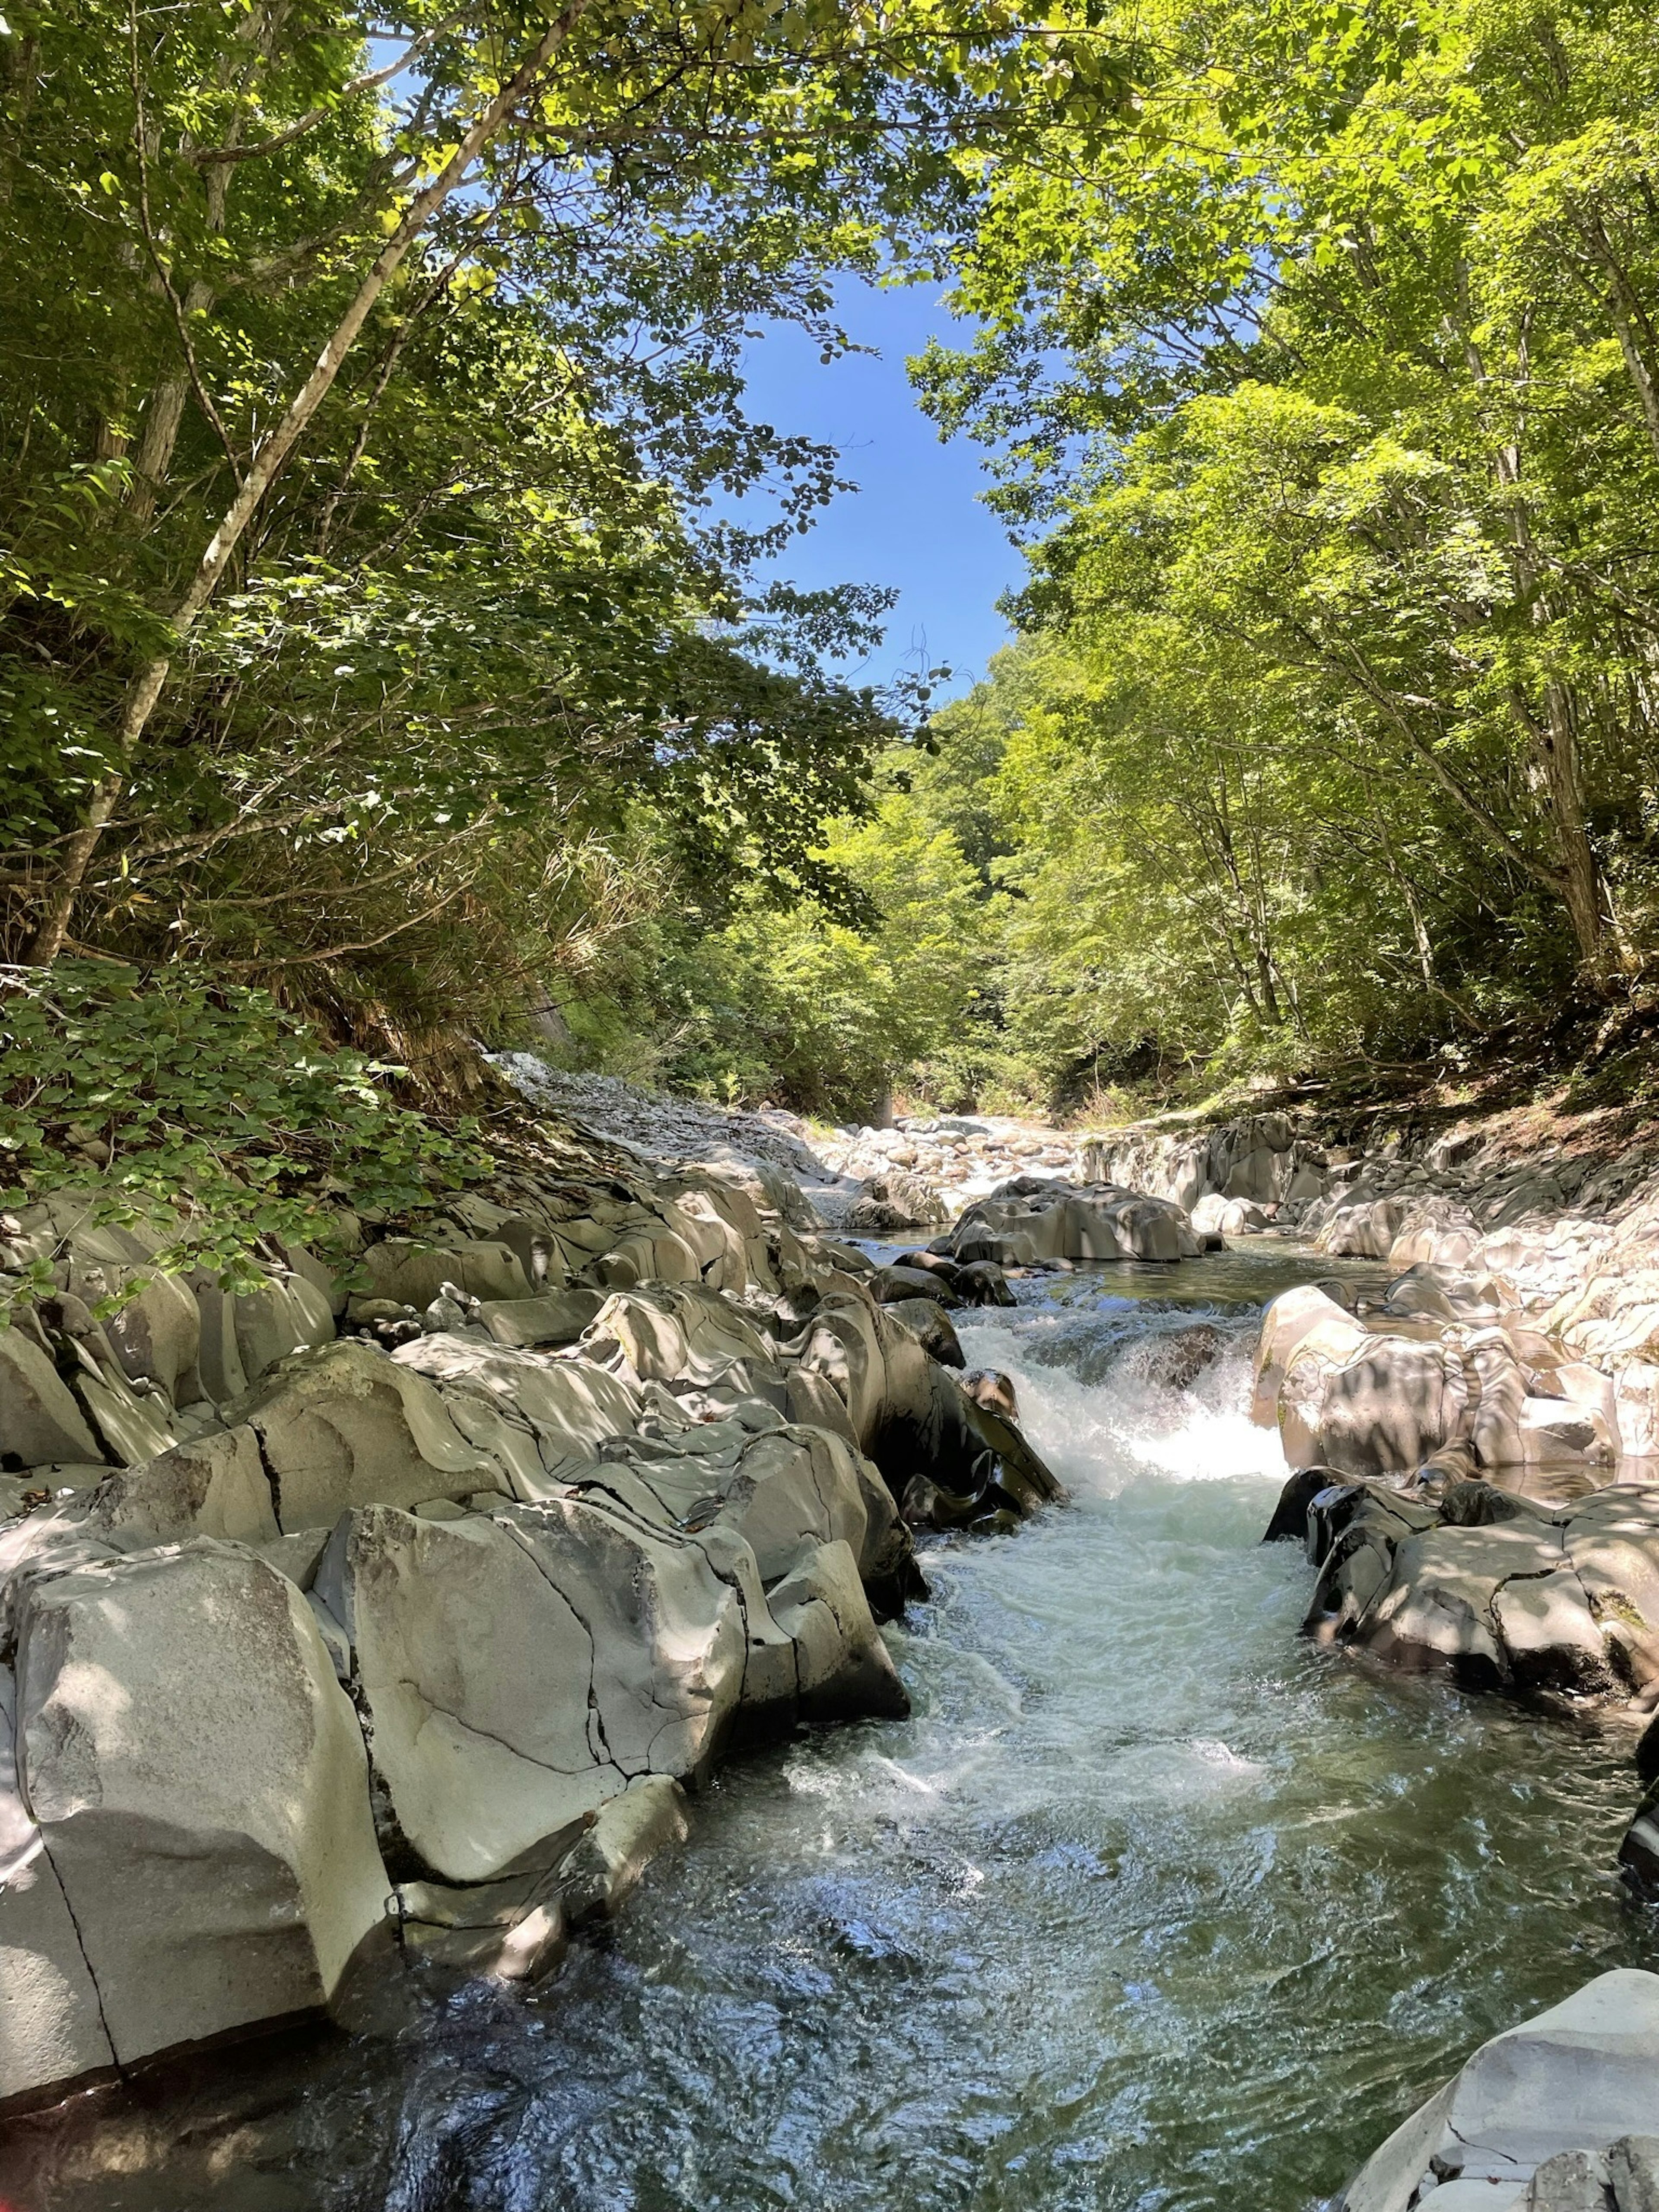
[0, 960, 486, 1313]
[892, 0, 1659, 1103]
[0, 0, 1129, 1016]
[8, 0, 1659, 1137]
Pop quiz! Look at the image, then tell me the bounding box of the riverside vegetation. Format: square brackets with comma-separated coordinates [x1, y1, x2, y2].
[12, 0, 1659, 2204]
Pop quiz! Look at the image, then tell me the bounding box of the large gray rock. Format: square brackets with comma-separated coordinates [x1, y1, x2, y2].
[390, 1335, 640, 1484]
[949, 1178, 1201, 1268]
[0, 1667, 114, 2104]
[557, 1773, 691, 1926]
[1292, 1475, 1659, 1699]
[766, 1538, 909, 1723]
[883, 1297, 966, 1368]
[1281, 1331, 1472, 1478]
[231, 1270, 335, 1387]
[0, 1332, 100, 1471]
[1339, 1971, 1659, 2209]
[364, 1237, 531, 1309]
[480, 1290, 605, 1348]
[793, 1293, 1063, 1527]
[316, 1497, 748, 1885]
[6, 1540, 388, 2103]
[80, 1424, 280, 1547]
[233, 1338, 508, 1529]
[1253, 1284, 1370, 1429]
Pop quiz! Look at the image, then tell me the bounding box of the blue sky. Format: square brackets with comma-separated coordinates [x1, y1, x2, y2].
[736, 279, 1025, 701]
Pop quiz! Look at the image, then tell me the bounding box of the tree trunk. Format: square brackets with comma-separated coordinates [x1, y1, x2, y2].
[1537, 681, 1610, 979]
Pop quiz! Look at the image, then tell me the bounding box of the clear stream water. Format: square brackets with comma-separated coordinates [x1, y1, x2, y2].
[3, 1247, 1655, 2212]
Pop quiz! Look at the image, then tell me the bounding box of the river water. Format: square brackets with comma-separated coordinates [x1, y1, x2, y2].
[3, 1247, 1654, 2211]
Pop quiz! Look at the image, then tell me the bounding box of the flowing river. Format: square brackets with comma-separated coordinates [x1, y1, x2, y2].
[3, 1247, 1653, 2211]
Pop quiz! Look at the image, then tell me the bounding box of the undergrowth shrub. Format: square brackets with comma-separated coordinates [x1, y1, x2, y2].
[0, 961, 486, 1316]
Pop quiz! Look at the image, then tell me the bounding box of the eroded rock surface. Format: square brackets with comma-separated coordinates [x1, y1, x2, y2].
[1337, 1970, 1659, 2210]
[939, 1177, 1203, 1270]
[0, 1111, 1068, 2109]
[1268, 1461, 1659, 1700]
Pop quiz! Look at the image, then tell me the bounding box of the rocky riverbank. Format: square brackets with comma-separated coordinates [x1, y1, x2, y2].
[12, 1058, 1659, 2179]
[0, 1085, 1229, 2114]
[1087, 1094, 1659, 2202]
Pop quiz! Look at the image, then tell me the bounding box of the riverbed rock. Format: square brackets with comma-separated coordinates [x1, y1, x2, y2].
[1337, 1970, 1659, 2209]
[1279, 1323, 1473, 1478]
[840, 1170, 947, 1234]
[234, 1338, 509, 1529]
[766, 1538, 909, 1722]
[4, 1540, 388, 2105]
[871, 1263, 963, 1309]
[391, 1334, 641, 1484]
[556, 1773, 691, 1926]
[1287, 1470, 1659, 1698]
[364, 1237, 532, 1310]
[0, 1331, 101, 1473]
[948, 1179, 1201, 1268]
[480, 1290, 606, 1348]
[315, 1497, 746, 1885]
[79, 1424, 280, 1547]
[962, 1369, 1019, 1422]
[792, 1295, 1063, 1526]
[883, 1297, 966, 1367]
[1128, 1323, 1228, 1392]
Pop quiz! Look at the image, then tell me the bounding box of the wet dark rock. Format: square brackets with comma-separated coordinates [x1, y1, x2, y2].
[1262, 1465, 1345, 1545]
[870, 1264, 963, 1309]
[1127, 1323, 1226, 1392]
[883, 1298, 966, 1368]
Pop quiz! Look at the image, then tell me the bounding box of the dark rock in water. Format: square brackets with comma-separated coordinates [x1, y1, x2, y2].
[893, 1249, 963, 1282]
[955, 1260, 1017, 1308]
[1262, 1465, 1343, 1545]
[899, 1474, 980, 1529]
[870, 1264, 963, 1309]
[1128, 1323, 1225, 1392]
[963, 1370, 1019, 1423]
[1622, 1782, 1659, 1897]
[884, 1297, 966, 1368]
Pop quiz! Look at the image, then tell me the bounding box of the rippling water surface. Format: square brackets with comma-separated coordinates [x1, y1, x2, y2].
[4, 1248, 1654, 2212]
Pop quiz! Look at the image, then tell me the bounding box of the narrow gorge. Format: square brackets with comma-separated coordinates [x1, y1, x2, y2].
[6, 1078, 1659, 2207]
[10, 0, 1659, 2200]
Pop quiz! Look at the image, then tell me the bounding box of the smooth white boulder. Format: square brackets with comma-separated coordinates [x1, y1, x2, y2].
[1252, 1285, 1368, 1429]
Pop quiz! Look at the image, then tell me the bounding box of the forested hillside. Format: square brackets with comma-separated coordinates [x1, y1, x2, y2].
[667, 0, 1659, 1116]
[5, 0, 1659, 1198]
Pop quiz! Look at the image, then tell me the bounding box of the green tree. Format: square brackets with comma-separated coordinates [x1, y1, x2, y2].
[919, 0, 1659, 1000]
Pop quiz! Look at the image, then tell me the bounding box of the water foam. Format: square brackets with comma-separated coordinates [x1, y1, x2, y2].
[957, 1304, 1289, 1501]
